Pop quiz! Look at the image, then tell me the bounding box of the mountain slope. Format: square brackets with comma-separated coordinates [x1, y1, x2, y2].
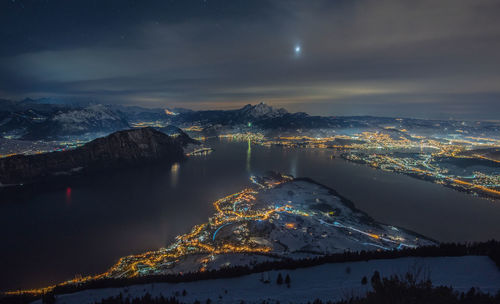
[22, 104, 130, 140]
[170, 102, 290, 126]
[29, 256, 500, 304]
[156, 125, 199, 146]
[0, 128, 186, 185]
[98, 174, 435, 280]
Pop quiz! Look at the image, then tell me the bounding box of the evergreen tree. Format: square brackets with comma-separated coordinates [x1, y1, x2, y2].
[276, 273, 283, 285]
[41, 292, 56, 304]
[285, 274, 291, 288]
[371, 270, 381, 290]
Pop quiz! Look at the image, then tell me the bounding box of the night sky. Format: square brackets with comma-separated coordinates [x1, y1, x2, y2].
[1, 0, 500, 120]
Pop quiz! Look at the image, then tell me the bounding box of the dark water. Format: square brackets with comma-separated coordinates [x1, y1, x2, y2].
[1, 139, 500, 290]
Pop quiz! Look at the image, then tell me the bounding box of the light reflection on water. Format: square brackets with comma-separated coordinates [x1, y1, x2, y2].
[246, 138, 251, 172]
[170, 162, 180, 188]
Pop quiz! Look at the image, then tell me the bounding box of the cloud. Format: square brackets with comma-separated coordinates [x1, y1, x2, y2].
[0, 0, 499, 119]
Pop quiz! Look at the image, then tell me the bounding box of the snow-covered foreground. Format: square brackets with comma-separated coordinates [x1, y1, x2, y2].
[36, 256, 500, 304]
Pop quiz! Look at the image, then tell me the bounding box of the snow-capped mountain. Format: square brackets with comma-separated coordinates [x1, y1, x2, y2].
[51, 104, 129, 132]
[238, 102, 288, 119]
[3, 98, 500, 140]
[21, 104, 130, 139]
[0, 99, 132, 139]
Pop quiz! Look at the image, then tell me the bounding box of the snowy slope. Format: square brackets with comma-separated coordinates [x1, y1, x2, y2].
[100, 177, 435, 280]
[239, 102, 288, 119]
[35, 256, 500, 304]
[51, 104, 129, 133]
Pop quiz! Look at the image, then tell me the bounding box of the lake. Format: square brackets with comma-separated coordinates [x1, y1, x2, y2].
[1, 138, 500, 290]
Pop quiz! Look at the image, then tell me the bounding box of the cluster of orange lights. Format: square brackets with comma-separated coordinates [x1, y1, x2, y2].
[7, 178, 292, 296]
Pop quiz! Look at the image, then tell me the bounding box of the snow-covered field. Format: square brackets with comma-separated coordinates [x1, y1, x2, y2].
[36, 256, 500, 304]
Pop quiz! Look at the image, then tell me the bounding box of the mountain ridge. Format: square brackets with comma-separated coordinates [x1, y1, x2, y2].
[0, 127, 187, 185]
[2, 99, 500, 140]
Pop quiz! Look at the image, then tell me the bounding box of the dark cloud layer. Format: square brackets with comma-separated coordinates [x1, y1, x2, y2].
[1, 0, 500, 119]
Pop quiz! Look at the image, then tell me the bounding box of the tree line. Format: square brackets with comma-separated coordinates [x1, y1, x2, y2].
[90, 270, 500, 304]
[2, 240, 499, 304]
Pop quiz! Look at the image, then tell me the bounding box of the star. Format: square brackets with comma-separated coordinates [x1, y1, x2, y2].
[295, 45, 301, 54]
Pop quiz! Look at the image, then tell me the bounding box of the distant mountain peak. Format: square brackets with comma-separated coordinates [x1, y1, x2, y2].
[239, 102, 288, 119]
